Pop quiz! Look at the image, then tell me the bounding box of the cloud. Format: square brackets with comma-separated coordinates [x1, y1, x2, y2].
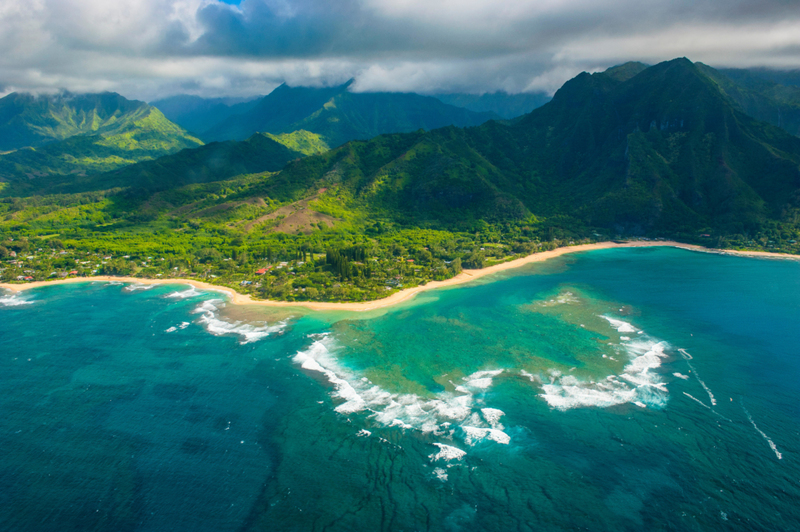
[1, 0, 799, 100]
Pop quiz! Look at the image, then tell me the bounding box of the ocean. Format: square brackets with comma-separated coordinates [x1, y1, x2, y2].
[1, 247, 798, 531]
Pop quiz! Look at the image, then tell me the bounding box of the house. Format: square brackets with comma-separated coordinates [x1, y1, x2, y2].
[24, 276, 33, 281]
[69, 270, 78, 275]
[255, 268, 268, 275]
[9, 251, 16, 258]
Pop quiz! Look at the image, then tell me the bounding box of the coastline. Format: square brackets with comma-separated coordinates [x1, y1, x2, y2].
[2, 241, 798, 311]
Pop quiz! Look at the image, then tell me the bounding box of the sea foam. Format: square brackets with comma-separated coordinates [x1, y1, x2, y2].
[165, 287, 202, 299]
[0, 293, 34, 307]
[191, 299, 286, 344]
[124, 283, 156, 292]
[293, 335, 511, 449]
[540, 318, 671, 411]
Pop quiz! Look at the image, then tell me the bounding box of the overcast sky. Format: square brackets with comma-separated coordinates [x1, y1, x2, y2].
[2, 0, 800, 100]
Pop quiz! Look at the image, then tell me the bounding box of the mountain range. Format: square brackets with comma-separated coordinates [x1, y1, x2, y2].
[198, 81, 498, 148]
[0, 93, 202, 184]
[152, 89, 551, 140]
[226, 58, 800, 235]
[3, 59, 800, 241]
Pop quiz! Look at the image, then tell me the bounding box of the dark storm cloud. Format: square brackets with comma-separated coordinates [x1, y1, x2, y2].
[1, 0, 799, 99]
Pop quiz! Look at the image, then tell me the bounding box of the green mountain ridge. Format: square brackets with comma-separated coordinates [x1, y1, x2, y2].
[700, 65, 800, 137]
[201, 82, 498, 147]
[251, 58, 800, 234]
[3, 58, 800, 303]
[1, 132, 302, 197]
[0, 95, 204, 191]
[0, 92, 151, 151]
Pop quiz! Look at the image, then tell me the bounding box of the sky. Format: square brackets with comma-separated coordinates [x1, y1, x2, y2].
[1, 0, 800, 101]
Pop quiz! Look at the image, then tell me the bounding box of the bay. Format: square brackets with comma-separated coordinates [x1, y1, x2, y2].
[1, 247, 798, 531]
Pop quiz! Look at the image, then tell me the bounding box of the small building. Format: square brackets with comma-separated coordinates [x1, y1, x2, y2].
[255, 268, 268, 275]
[69, 270, 78, 275]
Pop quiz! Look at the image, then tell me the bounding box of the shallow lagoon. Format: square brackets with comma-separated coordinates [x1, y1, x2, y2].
[1, 247, 798, 531]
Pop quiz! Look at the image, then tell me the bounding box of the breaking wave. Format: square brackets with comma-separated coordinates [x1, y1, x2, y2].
[124, 283, 156, 292]
[539, 317, 671, 411]
[191, 299, 286, 344]
[165, 287, 203, 300]
[293, 335, 510, 455]
[0, 292, 35, 307]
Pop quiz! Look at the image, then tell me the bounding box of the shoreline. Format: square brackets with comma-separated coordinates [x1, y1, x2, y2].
[2, 241, 798, 311]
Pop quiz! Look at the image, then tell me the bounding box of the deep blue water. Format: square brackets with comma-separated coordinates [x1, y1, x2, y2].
[1, 247, 798, 531]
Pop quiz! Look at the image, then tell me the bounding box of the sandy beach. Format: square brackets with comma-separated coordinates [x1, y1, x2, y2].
[2, 240, 798, 311]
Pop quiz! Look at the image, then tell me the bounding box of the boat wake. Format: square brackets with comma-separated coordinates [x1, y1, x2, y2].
[742, 403, 783, 460]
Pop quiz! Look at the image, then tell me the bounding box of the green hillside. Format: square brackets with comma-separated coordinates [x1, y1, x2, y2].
[0, 92, 156, 150]
[256, 59, 800, 235]
[698, 64, 800, 137]
[3, 59, 800, 303]
[1, 133, 302, 197]
[201, 82, 497, 147]
[0, 100, 203, 191]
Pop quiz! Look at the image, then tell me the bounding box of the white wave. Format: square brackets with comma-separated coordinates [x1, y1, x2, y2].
[0, 293, 34, 307]
[462, 426, 511, 445]
[743, 405, 782, 460]
[540, 337, 671, 411]
[429, 443, 466, 462]
[480, 408, 505, 428]
[601, 315, 637, 333]
[673, 372, 690, 380]
[124, 283, 155, 292]
[165, 287, 202, 299]
[455, 369, 503, 393]
[165, 322, 190, 333]
[293, 336, 512, 448]
[433, 468, 449, 482]
[192, 299, 286, 344]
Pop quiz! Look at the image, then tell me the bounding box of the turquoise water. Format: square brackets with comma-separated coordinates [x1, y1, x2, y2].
[1, 247, 798, 531]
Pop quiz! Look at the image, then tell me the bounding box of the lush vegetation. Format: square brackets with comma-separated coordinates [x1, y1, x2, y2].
[0, 92, 158, 151]
[0, 94, 203, 189]
[3, 59, 800, 303]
